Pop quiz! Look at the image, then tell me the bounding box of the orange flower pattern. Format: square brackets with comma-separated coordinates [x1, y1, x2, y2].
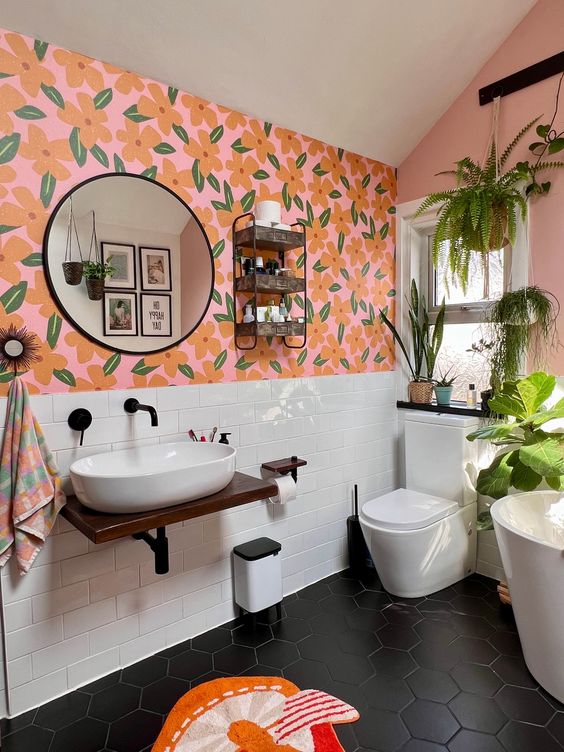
[0, 28, 396, 396]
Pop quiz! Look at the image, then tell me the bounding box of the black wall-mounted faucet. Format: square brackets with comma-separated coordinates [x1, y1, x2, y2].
[124, 398, 159, 427]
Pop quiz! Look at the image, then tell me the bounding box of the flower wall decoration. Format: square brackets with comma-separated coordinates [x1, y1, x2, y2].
[0, 28, 396, 395]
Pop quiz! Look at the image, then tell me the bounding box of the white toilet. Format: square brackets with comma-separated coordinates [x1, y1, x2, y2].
[360, 412, 479, 598]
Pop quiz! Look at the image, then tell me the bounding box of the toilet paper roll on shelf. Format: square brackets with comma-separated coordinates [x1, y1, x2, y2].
[268, 474, 297, 505]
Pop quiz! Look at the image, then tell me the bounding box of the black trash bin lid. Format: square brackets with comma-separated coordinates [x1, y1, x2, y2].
[233, 537, 281, 561]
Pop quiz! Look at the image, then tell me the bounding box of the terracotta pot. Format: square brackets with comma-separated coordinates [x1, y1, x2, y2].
[86, 277, 104, 301]
[470, 205, 509, 253]
[409, 381, 434, 404]
[62, 261, 84, 285]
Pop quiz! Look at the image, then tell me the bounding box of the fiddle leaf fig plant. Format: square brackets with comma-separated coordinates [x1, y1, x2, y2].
[467, 372, 564, 505]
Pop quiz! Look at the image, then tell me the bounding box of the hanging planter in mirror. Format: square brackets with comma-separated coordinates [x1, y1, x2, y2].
[83, 211, 115, 301]
[415, 77, 564, 292]
[62, 196, 84, 285]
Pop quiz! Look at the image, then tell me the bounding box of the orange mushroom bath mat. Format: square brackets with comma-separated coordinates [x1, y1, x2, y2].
[152, 676, 360, 752]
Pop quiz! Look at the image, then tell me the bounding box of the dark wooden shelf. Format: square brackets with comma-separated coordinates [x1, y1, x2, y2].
[234, 225, 305, 252]
[397, 400, 488, 418]
[235, 274, 305, 294]
[236, 321, 305, 337]
[262, 457, 307, 475]
[62, 471, 279, 545]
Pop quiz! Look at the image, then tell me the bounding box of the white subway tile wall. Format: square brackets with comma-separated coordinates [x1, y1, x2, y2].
[0, 372, 397, 716]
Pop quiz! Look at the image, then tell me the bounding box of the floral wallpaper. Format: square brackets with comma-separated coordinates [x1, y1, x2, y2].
[0, 29, 396, 395]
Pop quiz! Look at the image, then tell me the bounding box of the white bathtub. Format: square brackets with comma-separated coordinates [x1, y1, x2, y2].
[491, 490, 564, 702]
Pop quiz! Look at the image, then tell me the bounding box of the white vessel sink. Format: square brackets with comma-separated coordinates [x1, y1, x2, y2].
[70, 442, 237, 513]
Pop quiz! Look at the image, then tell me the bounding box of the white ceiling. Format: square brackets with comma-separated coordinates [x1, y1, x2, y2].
[1, 0, 536, 165]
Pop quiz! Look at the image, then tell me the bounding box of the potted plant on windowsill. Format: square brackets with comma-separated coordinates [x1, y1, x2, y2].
[380, 279, 446, 404]
[83, 258, 115, 301]
[433, 368, 457, 406]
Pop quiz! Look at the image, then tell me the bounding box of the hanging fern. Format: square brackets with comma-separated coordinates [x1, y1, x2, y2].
[415, 118, 564, 291]
[487, 287, 560, 390]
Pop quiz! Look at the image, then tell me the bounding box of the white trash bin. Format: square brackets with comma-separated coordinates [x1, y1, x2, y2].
[233, 537, 282, 626]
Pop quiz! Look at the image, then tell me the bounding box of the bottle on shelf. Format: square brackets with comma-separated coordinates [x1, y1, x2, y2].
[466, 383, 478, 408]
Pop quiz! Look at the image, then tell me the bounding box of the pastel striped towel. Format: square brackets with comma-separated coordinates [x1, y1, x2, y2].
[0, 377, 66, 574]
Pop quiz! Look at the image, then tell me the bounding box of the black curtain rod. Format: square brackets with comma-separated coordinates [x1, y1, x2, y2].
[479, 51, 564, 106]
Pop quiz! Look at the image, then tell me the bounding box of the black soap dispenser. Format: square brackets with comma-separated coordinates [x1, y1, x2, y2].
[219, 432, 231, 445]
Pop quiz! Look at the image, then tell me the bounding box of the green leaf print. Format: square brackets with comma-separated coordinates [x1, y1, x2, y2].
[40, 83, 64, 108]
[34, 39, 48, 61]
[90, 144, 109, 168]
[69, 128, 87, 166]
[46, 313, 62, 349]
[14, 105, 46, 120]
[40, 171, 56, 208]
[93, 88, 113, 109]
[123, 104, 151, 122]
[0, 281, 27, 313]
[209, 125, 224, 143]
[172, 123, 189, 144]
[131, 359, 158, 376]
[0, 133, 20, 164]
[53, 369, 76, 387]
[103, 352, 121, 376]
[154, 142, 176, 154]
[178, 363, 195, 380]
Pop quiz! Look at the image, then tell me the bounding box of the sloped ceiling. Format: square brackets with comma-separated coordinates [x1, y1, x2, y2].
[0, 0, 537, 165]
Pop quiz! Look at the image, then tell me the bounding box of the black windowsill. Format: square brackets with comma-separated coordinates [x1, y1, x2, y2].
[397, 400, 488, 418]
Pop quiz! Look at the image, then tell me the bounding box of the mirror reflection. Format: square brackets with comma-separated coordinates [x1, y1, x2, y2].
[43, 174, 214, 354]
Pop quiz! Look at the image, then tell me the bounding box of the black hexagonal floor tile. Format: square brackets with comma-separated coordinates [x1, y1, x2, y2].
[271, 616, 311, 642]
[192, 626, 232, 652]
[498, 720, 563, 752]
[79, 671, 121, 694]
[384, 603, 422, 627]
[257, 639, 300, 668]
[453, 579, 489, 598]
[488, 630, 522, 657]
[346, 607, 387, 632]
[411, 640, 460, 672]
[299, 633, 341, 662]
[34, 691, 90, 730]
[402, 699, 460, 744]
[320, 593, 357, 614]
[298, 582, 332, 601]
[362, 673, 414, 711]
[2, 724, 53, 752]
[328, 578, 365, 596]
[451, 663, 502, 697]
[232, 622, 272, 647]
[141, 676, 189, 714]
[407, 668, 459, 704]
[355, 589, 392, 610]
[371, 647, 418, 678]
[418, 600, 455, 620]
[121, 655, 168, 687]
[448, 728, 505, 752]
[284, 598, 322, 619]
[50, 717, 108, 752]
[106, 709, 162, 752]
[89, 682, 140, 722]
[169, 649, 213, 680]
[355, 707, 410, 752]
[326, 652, 373, 685]
[450, 614, 494, 639]
[283, 658, 335, 694]
[309, 611, 350, 637]
[240, 663, 284, 678]
[548, 712, 564, 742]
[379, 623, 420, 650]
[495, 685, 554, 725]
[451, 636, 499, 665]
[414, 619, 457, 644]
[448, 692, 507, 734]
[401, 740, 448, 752]
[491, 654, 537, 688]
[213, 644, 257, 674]
[338, 628, 380, 656]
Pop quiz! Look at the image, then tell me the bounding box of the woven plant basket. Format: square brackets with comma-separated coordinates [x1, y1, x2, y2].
[86, 278, 104, 301]
[409, 381, 434, 404]
[62, 261, 84, 285]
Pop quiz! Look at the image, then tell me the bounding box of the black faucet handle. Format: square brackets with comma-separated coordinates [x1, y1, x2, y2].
[124, 398, 140, 414]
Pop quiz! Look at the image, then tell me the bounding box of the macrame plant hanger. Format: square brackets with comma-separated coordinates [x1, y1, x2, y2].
[62, 196, 84, 285]
[88, 210, 101, 264]
[480, 96, 502, 301]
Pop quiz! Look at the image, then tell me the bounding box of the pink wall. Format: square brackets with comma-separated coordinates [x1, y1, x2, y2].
[398, 0, 564, 374]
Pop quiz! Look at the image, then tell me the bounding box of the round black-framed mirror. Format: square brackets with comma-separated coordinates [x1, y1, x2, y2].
[43, 173, 215, 355]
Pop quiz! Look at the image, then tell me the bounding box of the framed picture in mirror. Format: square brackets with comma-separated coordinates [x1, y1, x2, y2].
[101, 242, 136, 289]
[103, 292, 138, 336]
[141, 293, 172, 337]
[140, 246, 171, 291]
